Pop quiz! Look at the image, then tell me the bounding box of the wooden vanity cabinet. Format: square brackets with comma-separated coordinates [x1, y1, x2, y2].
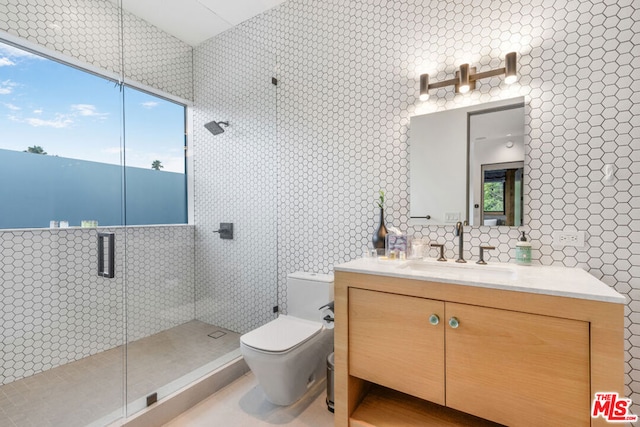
[349, 288, 445, 405]
[445, 302, 590, 426]
[335, 271, 624, 427]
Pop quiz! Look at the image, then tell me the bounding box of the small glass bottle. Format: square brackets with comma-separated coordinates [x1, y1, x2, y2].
[515, 231, 531, 265]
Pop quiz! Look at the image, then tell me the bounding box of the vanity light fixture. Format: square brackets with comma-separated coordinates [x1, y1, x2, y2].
[419, 52, 517, 99]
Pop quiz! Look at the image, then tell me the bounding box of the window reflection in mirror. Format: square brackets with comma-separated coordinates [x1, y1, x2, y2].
[480, 162, 523, 226]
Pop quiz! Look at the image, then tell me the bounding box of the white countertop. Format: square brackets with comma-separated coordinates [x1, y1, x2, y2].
[334, 257, 625, 304]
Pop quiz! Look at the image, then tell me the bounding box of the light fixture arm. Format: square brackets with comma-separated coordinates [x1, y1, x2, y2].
[471, 67, 508, 81]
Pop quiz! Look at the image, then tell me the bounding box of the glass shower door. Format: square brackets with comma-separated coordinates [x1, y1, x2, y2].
[120, 1, 279, 415]
[0, 35, 127, 426]
[120, 84, 197, 416]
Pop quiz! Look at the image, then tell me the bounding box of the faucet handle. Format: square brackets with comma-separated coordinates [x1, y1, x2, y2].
[430, 243, 447, 262]
[476, 245, 496, 265]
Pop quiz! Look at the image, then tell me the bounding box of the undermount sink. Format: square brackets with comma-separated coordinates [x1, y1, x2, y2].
[397, 259, 518, 280]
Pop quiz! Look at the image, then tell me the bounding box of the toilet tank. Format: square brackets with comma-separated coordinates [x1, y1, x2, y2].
[287, 272, 334, 322]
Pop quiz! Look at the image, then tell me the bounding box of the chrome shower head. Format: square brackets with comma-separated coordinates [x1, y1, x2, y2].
[204, 121, 229, 135]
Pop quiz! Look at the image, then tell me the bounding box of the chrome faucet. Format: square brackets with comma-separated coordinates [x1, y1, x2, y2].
[454, 221, 466, 263]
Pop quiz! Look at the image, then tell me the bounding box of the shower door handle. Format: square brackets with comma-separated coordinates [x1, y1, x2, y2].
[97, 232, 115, 278]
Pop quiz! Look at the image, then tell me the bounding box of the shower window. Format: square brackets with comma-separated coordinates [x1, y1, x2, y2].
[0, 40, 187, 229]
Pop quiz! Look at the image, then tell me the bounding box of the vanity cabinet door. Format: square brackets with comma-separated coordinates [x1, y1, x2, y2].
[348, 288, 445, 405]
[445, 302, 591, 426]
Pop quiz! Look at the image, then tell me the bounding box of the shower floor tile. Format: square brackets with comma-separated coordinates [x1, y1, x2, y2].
[0, 320, 240, 427]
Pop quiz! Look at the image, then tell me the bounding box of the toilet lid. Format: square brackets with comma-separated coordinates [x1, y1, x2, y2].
[240, 315, 323, 353]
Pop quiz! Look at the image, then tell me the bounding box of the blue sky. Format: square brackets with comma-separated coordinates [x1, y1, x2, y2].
[0, 41, 185, 173]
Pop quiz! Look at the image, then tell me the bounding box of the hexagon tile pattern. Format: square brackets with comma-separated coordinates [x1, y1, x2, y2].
[0, 0, 193, 101]
[0, 225, 195, 385]
[125, 226, 195, 342]
[193, 31, 278, 335]
[192, 0, 640, 411]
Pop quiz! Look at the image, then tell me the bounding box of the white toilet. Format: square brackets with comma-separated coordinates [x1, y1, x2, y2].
[240, 272, 334, 406]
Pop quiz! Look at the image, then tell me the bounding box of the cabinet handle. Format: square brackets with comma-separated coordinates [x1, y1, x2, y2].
[429, 314, 440, 325]
[448, 317, 460, 329]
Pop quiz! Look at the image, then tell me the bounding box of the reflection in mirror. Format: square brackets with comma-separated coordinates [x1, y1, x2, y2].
[469, 104, 525, 226]
[479, 162, 523, 226]
[409, 97, 525, 226]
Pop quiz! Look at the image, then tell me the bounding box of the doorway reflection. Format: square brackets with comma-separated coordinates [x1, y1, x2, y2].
[480, 162, 524, 226]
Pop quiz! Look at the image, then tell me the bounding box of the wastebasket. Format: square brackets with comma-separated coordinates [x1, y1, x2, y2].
[326, 352, 334, 412]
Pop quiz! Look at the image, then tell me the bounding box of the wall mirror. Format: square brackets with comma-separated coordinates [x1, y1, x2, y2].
[409, 96, 525, 226]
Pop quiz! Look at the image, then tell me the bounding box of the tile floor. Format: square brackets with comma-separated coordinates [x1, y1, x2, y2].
[0, 320, 239, 427]
[164, 371, 334, 427]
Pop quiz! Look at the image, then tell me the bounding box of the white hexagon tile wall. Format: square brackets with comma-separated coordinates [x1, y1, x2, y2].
[0, 228, 124, 385]
[193, 31, 278, 334]
[0, 0, 193, 100]
[192, 0, 640, 407]
[0, 226, 196, 386]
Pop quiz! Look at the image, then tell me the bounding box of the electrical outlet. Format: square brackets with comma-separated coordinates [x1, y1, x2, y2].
[444, 212, 461, 223]
[553, 231, 586, 248]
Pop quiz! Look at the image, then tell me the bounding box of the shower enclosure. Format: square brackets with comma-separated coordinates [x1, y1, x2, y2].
[0, 0, 278, 425]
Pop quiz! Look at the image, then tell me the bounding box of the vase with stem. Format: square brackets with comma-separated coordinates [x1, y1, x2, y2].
[372, 190, 388, 255]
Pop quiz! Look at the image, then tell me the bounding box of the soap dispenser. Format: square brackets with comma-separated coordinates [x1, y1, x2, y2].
[515, 231, 531, 265]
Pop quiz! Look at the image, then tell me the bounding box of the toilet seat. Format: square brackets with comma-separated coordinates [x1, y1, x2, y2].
[240, 315, 323, 354]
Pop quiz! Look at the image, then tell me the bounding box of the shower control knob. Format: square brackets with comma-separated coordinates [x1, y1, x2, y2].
[448, 317, 460, 329]
[428, 314, 440, 326]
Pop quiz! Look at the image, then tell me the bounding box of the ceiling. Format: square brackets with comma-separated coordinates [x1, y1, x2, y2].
[116, 0, 286, 46]
[470, 106, 525, 145]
